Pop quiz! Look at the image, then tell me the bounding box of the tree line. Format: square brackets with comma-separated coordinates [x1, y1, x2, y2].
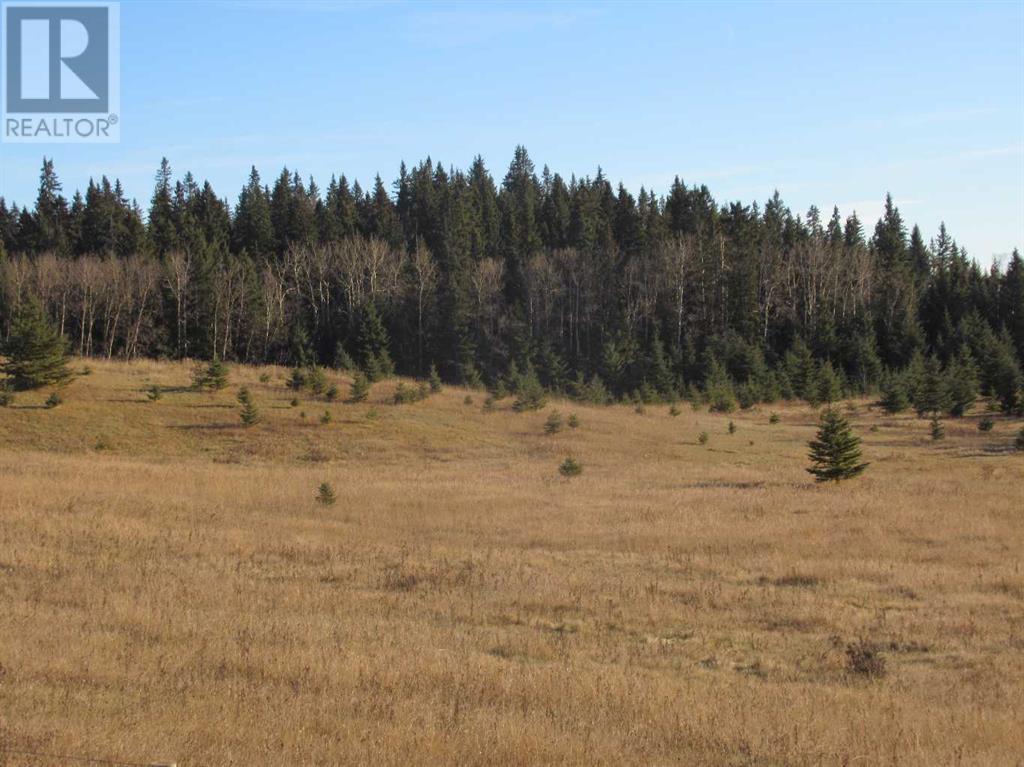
[1, 149, 1022, 412]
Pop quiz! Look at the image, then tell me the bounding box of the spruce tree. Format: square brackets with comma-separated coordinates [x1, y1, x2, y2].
[816, 361, 843, 404]
[913, 355, 951, 417]
[512, 368, 547, 412]
[807, 408, 869, 483]
[1, 299, 71, 390]
[240, 398, 260, 427]
[945, 349, 978, 417]
[930, 416, 945, 441]
[879, 372, 910, 414]
[1015, 428, 1024, 452]
[349, 371, 370, 403]
[428, 363, 443, 393]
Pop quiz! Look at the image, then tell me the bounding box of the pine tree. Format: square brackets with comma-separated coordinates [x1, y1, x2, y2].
[544, 410, 563, 435]
[316, 482, 337, 506]
[806, 408, 869, 483]
[349, 371, 370, 403]
[512, 368, 547, 412]
[194, 357, 229, 391]
[913, 355, 951, 417]
[240, 397, 260, 427]
[1, 299, 71, 390]
[428, 363, 443, 393]
[945, 349, 978, 417]
[879, 371, 910, 414]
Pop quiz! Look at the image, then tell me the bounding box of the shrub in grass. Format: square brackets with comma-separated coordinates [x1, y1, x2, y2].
[316, 482, 337, 506]
[300, 411, 307, 420]
[325, 384, 339, 402]
[845, 639, 886, 678]
[1015, 428, 1024, 452]
[930, 416, 945, 441]
[320, 410, 332, 425]
[463, 395, 473, 405]
[568, 413, 580, 429]
[634, 402, 646, 415]
[697, 431, 709, 445]
[366, 408, 380, 421]
[147, 384, 162, 402]
[393, 382, 420, 405]
[417, 381, 430, 400]
[978, 416, 994, 432]
[93, 436, 112, 451]
[0, 390, 12, 407]
[769, 412, 780, 424]
[482, 396, 495, 413]
[258, 373, 271, 383]
[669, 404, 681, 417]
[290, 397, 299, 407]
[349, 371, 370, 403]
[544, 411, 563, 435]
[728, 420, 736, 434]
[45, 391, 62, 408]
[558, 456, 583, 477]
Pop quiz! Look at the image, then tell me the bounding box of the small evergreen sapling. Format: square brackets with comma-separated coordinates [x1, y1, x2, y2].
[428, 364, 443, 394]
[544, 411, 563, 435]
[978, 415, 994, 432]
[512, 369, 547, 412]
[669, 404, 681, 417]
[728, 420, 736, 434]
[325, 384, 339, 402]
[0, 389, 13, 407]
[559, 456, 583, 477]
[769, 412, 780, 424]
[316, 482, 337, 506]
[288, 367, 306, 391]
[45, 391, 62, 408]
[806, 408, 868, 483]
[568, 413, 580, 429]
[320, 410, 332, 425]
[349, 371, 370, 403]
[698, 431, 709, 445]
[930, 416, 944, 441]
[147, 384, 162, 402]
[1015, 428, 1024, 452]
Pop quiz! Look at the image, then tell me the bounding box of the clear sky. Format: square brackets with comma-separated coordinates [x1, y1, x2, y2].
[1, 0, 1022, 262]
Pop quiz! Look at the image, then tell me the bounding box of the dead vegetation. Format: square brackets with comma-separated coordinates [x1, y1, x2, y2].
[0, 358, 1022, 766]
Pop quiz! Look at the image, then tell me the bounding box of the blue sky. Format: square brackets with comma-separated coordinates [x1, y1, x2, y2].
[1, 0, 1022, 261]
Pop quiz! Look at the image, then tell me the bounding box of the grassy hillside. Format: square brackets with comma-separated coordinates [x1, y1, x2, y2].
[1, 359, 1022, 766]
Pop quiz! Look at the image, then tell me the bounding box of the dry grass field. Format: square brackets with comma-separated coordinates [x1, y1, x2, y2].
[1, 359, 1022, 766]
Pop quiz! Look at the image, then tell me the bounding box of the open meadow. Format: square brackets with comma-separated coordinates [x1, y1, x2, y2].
[1, 359, 1022, 766]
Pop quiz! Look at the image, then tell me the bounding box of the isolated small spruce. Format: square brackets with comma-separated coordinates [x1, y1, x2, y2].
[194, 357, 229, 391]
[512, 369, 547, 412]
[45, 391, 62, 409]
[147, 384, 162, 402]
[0, 390, 12, 407]
[417, 381, 429, 400]
[930, 416, 945, 441]
[287, 367, 306, 391]
[728, 420, 736, 434]
[320, 410, 332, 425]
[349, 371, 370, 403]
[806, 408, 868, 483]
[1015, 428, 1024, 452]
[769, 412, 780, 424]
[978, 415, 994, 432]
[879, 373, 910, 414]
[236, 386, 252, 406]
[306, 365, 327, 395]
[558, 456, 583, 477]
[316, 482, 337, 506]
[259, 373, 271, 383]
[1, 298, 71, 390]
[325, 383, 339, 402]
[463, 395, 473, 405]
[428, 364, 443, 393]
[544, 411, 563, 435]
[482, 395, 495, 412]
[698, 431, 709, 445]
[669, 404, 681, 417]
[240, 398, 260, 427]
[568, 413, 580, 429]
[290, 397, 299, 407]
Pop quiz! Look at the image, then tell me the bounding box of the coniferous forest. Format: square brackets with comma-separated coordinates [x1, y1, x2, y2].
[1, 149, 1022, 413]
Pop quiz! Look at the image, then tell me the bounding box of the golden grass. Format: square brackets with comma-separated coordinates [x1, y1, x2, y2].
[1, 359, 1022, 766]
